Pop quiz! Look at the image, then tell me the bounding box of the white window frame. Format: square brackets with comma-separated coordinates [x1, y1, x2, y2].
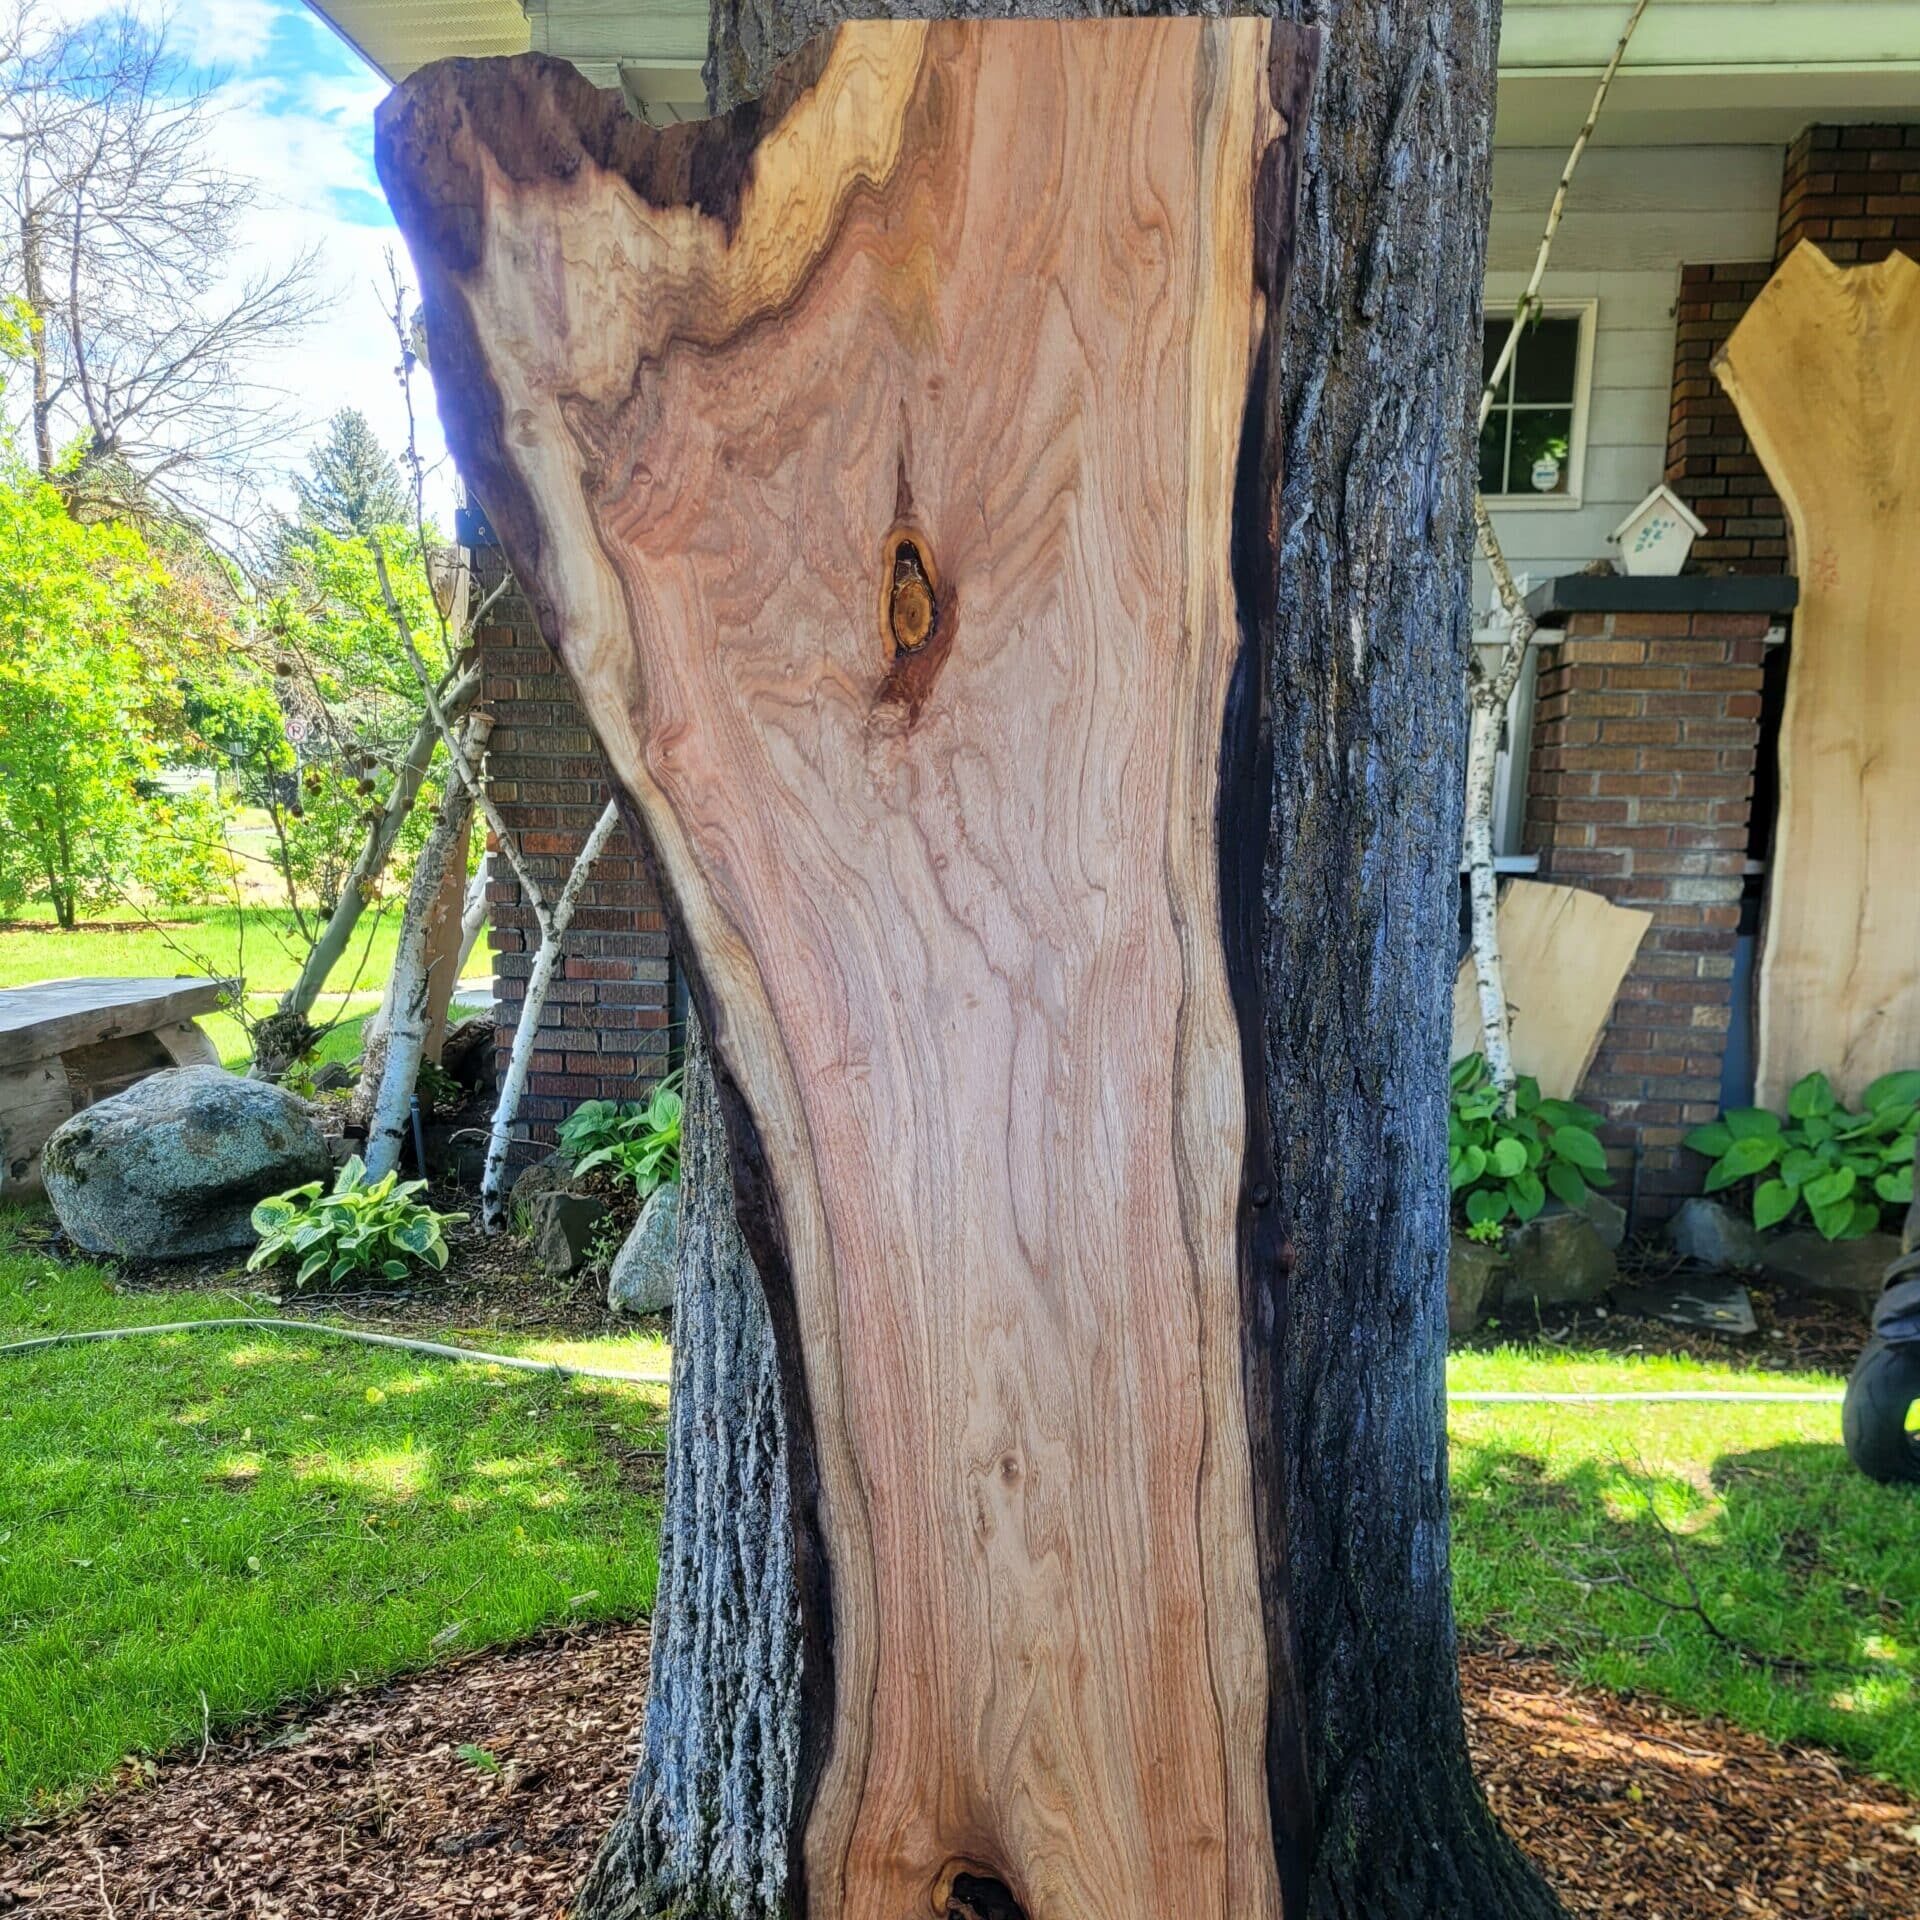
[1480, 297, 1597, 512]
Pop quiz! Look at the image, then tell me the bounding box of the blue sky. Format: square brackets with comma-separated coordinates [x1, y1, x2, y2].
[63, 0, 452, 512]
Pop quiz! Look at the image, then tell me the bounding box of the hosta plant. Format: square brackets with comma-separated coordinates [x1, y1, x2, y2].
[248, 1155, 464, 1291]
[1449, 1054, 1611, 1237]
[557, 1072, 684, 1198]
[1683, 1069, 1918, 1242]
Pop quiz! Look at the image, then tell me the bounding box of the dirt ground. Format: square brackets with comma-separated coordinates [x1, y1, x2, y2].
[3, 1625, 1915, 1919]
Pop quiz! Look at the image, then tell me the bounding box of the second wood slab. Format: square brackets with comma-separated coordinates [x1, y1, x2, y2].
[1716, 243, 1920, 1107]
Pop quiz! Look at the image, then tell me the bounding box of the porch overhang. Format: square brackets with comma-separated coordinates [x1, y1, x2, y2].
[308, 1, 1920, 141]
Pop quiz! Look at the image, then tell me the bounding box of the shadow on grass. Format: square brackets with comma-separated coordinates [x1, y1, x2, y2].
[1450, 1433, 1919, 1791]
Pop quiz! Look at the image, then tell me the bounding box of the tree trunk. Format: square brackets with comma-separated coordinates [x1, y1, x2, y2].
[1462, 692, 1515, 1093]
[268, 663, 481, 1058]
[575, 1014, 802, 1920]
[378, 4, 1561, 1915]
[361, 714, 488, 1178]
[20, 208, 56, 478]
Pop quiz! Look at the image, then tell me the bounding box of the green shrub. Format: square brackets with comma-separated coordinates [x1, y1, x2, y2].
[247, 1155, 464, 1290]
[1683, 1069, 1918, 1242]
[557, 1073, 684, 1198]
[1449, 1054, 1611, 1236]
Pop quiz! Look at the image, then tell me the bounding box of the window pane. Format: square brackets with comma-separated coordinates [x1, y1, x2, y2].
[1513, 316, 1580, 404]
[1478, 411, 1508, 494]
[1508, 408, 1574, 495]
[1481, 321, 1513, 402]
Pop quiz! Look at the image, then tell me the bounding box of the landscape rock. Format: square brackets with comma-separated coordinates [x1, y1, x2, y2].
[1448, 1233, 1505, 1336]
[308, 1061, 355, 1094]
[1577, 1189, 1628, 1252]
[508, 1150, 572, 1220]
[1502, 1206, 1616, 1311]
[41, 1066, 328, 1260]
[1667, 1196, 1764, 1272]
[531, 1189, 608, 1276]
[1759, 1231, 1899, 1306]
[608, 1182, 680, 1317]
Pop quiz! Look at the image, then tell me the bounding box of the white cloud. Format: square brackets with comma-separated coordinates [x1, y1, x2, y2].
[175, 0, 283, 69]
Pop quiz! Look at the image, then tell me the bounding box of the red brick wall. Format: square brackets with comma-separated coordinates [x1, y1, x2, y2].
[1778, 124, 1920, 264]
[1524, 611, 1767, 1219]
[1665, 125, 1916, 575]
[476, 554, 672, 1165]
[1665, 263, 1785, 574]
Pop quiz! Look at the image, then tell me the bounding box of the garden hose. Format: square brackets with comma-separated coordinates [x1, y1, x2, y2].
[0, 1320, 1845, 1403]
[1448, 1389, 1841, 1405]
[0, 1317, 672, 1386]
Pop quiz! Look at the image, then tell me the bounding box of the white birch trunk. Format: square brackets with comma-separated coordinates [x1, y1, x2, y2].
[454, 852, 490, 983]
[479, 799, 619, 1229]
[1462, 693, 1514, 1099]
[363, 717, 491, 1179]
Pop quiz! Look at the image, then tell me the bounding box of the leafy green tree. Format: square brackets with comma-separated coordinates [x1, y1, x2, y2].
[293, 409, 410, 541]
[261, 522, 451, 922]
[0, 464, 171, 925]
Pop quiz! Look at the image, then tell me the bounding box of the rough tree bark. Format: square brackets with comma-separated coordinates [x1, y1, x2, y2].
[378, 2, 1560, 1915]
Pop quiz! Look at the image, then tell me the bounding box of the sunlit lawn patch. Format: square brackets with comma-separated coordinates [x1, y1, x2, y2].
[0, 1226, 665, 1828]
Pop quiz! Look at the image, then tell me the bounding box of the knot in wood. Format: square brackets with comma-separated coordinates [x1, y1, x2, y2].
[888, 539, 937, 654]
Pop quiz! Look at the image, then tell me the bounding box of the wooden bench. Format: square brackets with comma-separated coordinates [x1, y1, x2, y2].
[0, 977, 230, 1197]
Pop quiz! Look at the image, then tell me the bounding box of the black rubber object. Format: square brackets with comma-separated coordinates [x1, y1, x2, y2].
[1842, 1337, 1920, 1485]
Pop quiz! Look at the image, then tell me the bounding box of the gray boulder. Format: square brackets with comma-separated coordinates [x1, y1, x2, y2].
[1760, 1231, 1899, 1306]
[1448, 1234, 1505, 1336]
[509, 1149, 572, 1220]
[1667, 1197, 1764, 1272]
[530, 1189, 608, 1276]
[42, 1067, 328, 1260]
[1502, 1206, 1616, 1310]
[1577, 1189, 1629, 1252]
[609, 1183, 680, 1317]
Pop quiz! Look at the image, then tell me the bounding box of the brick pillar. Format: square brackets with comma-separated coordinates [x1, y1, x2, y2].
[475, 550, 672, 1165]
[1665, 263, 1785, 574]
[1524, 609, 1768, 1221]
[1778, 124, 1920, 265]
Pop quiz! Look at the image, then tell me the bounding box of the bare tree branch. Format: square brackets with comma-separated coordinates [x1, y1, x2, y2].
[0, 3, 326, 557]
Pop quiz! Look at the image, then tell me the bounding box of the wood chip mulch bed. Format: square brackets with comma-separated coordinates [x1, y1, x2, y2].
[1465, 1644, 1920, 1919]
[5, 1627, 1916, 1919]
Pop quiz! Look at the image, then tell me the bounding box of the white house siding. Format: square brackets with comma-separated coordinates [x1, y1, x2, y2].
[1477, 144, 1782, 851]
[1482, 143, 1782, 587]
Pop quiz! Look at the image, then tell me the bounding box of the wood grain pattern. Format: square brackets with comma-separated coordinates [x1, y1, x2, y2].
[379, 23, 1315, 1917]
[1450, 880, 1651, 1097]
[1716, 243, 1920, 1107]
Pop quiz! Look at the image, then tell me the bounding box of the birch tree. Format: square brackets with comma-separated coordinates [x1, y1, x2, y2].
[360, 709, 491, 1178]
[1464, 0, 1650, 1106]
[368, 277, 621, 1226]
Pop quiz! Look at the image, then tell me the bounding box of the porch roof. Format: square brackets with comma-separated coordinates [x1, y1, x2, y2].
[307, 1, 1920, 142]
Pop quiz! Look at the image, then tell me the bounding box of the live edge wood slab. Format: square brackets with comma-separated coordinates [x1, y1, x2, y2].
[379, 22, 1319, 1918]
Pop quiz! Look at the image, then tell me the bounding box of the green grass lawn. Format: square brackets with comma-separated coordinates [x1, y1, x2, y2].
[1449, 1345, 1919, 1793]
[0, 905, 488, 1068]
[3, 1196, 1913, 1830]
[0, 1222, 666, 1831]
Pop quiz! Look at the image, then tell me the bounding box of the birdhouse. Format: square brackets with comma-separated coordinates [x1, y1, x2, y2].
[1610, 485, 1707, 577]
